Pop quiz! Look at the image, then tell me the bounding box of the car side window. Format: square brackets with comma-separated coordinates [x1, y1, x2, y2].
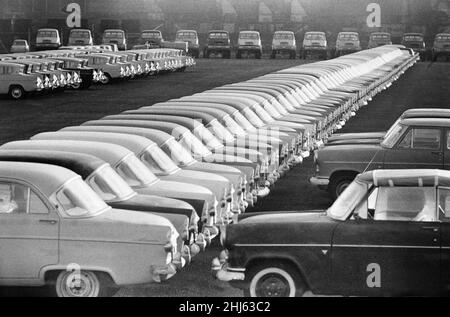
[0, 182, 49, 215]
[374, 187, 437, 222]
[398, 128, 441, 150]
[438, 188, 450, 221]
[446, 131, 450, 150]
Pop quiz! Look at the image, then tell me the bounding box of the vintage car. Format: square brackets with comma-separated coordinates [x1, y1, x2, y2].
[432, 33, 450, 61]
[0, 62, 45, 99]
[213, 169, 450, 297]
[175, 30, 200, 58]
[0, 150, 206, 260]
[141, 30, 164, 47]
[35, 28, 61, 51]
[368, 32, 392, 49]
[49, 56, 96, 89]
[271, 31, 296, 59]
[0, 161, 180, 297]
[10, 39, 30, 53]
[102, 29, 127, 51]
[61, 125, 255, 205]
[301, 32, 328, 60]
[2, 140, 220, 231]
[335, 32, 361, 57]
[76, 53, 129, 84]
[32, 131, 242, 214]
[68, 29, 93, 46]
[236, 31, 262, 59]
[401, 33, 427, 61]
[311, 109, 450, 199]
[204, 30, 232, 59]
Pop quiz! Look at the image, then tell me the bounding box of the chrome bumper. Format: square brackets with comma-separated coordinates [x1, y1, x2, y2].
[211, 257, 245, 282]
[310, 176, 330, 187]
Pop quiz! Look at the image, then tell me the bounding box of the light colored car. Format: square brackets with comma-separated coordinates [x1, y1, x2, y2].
[335, 32, 361, 57]
[68, 29, 93, 46]
[2, 140, 220, 233]
[102, 29, 127, 51]
[175, 30, 200, 58]
[432, 33, 450, 61]
[10, 39, 30, 53]
[271, 31, 296, 59]
[0, 62, 45, 99]
[0, 161, 180, 297]
[141, 30, 164, 47]
[368, 32, 392, 49]
[75, 53, 129, 84]
[36, 28, 61, 51]
[237, 31, 262, 59]
[302, 31, 328, 60]
[0, 149, 204, 261]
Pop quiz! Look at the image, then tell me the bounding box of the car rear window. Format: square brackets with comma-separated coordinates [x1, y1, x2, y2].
[70, 30, 90, 38]
[305, 33, 325, 40]
[371, 34, 390, 40]
[403, 35, 423, 42]
[338, 34, 359, 41]
[239, 33, 260, 40]
[274, 33, 294, 40]
[177, 32, 197, 38]
[209, 32, 228, 39]
[104, 31, 124, 38]
[436, 35, 450, 41]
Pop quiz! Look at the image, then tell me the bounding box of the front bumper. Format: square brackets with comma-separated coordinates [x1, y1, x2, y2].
[211, 257, 245, 282]
[309, 176, 330, 187]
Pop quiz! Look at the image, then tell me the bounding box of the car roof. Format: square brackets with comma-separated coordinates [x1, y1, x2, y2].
[99, 117, 191, 136]
[0, 161, 78, 196]
[400, 117, 450, 127]
[1, 140, 132, 166]
[403, 33, 423, 37]
[338, 32, 359, 35]
[38, 28, 58, 31]
[0, 150, 106, 179]
[402, 108, 450, 119]
[358, 169, 450, 187]
[118, 113, 206, 129]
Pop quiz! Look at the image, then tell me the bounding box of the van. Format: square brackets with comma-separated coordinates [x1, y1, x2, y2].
[175, 30, 200, 58]
[302, 32, 327, 60]
[141, 30, 164, 47]
[102, 29, 127, 51]
[68, 29, 93, 46]
[36, 28, 61, 51]
[271, 31, 296, 59]
[237, 31, 263, 59]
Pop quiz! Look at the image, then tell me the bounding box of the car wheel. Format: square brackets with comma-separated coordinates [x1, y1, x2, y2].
[244, 262, 305, 297]
[329, 175, 355, 200]
[55, 270, 116, 297]
[100, 73, 112, 85]
[9, 85, 25, 100]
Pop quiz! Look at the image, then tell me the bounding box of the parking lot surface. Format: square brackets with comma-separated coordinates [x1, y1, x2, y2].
[1, 59, 449, 297]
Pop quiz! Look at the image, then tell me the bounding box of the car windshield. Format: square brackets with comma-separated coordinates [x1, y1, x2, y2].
[371, 34, 390, 40]
[305, 33, 325, 40]
[274, 33, 294, 40]
[436, 35, 450, 41]
[71, 31, 90, 38]
[179, 132, 212, 158]
[57, 178, 110, 218]
[209, 32, 228, 39]
[38, 31, 57, 37]
[240, 33, 259, 40]
[141, 145, 180, 174]
[116, 154, 158, 187]
[142, 31, 161, 39]
[381, 122, 408, 148]
[104, 32, 124, 38]
[13, 40, 27, 45]
[163, 138, 197, 166]
[404, 35, 423, 42]
[338, 34, 358, 41]
[327, 179, 369, 220]
[91, 165, 136, 201]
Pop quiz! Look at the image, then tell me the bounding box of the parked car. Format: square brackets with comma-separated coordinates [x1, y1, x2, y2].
[10, 39, 30, 53]
[368, 32, 392, 49]
[175, 30, 200, 58]
[432, 33, 450, 61]
[0, 150, 204, 260]
[236, 31, 262, 59]
[0, 62, 45, 99]
[401, 33, 427, 61]
[36, 28, 61, 51]
[271, 31, 296, 59]
[302, 32, 327, 60]
[213, 169, 449, 297]
[203, 30, 231, 59]
[335, 32, 361, 57]
[0, 161, 180, 297]
[102, 29, 127, 51]
[141, 30, 164, 47]
[76, 53, 129, 84]
[311, 108, 450, 199]
[49, 56, 96, 89]
[68, 29, 93, 46]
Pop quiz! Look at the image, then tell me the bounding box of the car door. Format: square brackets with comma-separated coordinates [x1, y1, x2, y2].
[384, 127, 444, 169]
[438, 187, 450, 293]
[331, 186, 440, 296]
[0, 180, 59, 281]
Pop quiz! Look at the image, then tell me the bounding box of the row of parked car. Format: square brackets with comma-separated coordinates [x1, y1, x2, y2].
[0, 44, 418, 296]
[0, 45, 195, 100]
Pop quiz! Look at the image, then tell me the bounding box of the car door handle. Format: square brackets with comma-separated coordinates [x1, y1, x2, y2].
[431, 151, 443, 156]
[39, 219, 58, 225]
[422, 226, 439, 232]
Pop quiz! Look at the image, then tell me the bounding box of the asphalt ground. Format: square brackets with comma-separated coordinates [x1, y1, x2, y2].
[0, 58, 449, 297]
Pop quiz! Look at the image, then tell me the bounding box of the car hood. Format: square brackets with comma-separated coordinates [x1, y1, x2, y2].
[225, 211, 338, 246]
[319, 143, 383, 162]
[60, 208, 174, 245]
[328, 132, 386, 142]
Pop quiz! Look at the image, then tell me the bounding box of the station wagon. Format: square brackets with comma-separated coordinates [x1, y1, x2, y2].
[237, 31, 262, 59]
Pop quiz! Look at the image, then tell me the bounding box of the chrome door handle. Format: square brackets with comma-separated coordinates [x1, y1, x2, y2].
[422, 226, 439, 232]
[39, 219, 58, 225]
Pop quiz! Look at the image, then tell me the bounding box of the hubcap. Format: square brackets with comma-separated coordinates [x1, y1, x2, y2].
[12, 89, 22, 98]
[256, 274, 290, 297]
[62, 272, 97, 297]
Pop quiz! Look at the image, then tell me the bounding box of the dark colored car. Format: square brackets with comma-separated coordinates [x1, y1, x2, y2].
[402, 33, 427, 61]
[432, 33, 450, 62]
[311, 108, 450, 199]
[204, 30, 232, 59]
[50, 57, 94, 89]
[213, 169, 449, 297]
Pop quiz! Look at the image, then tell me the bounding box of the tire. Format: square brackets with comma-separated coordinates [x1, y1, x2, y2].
[329, 174, 355, 200]
[54, 270, 117, 297]
[244, 262, 306, 297]
[100, 73, 112, 85]
[9, 85, 25, 100]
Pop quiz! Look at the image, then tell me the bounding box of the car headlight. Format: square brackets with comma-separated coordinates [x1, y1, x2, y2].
[220, 226, 227, 247]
